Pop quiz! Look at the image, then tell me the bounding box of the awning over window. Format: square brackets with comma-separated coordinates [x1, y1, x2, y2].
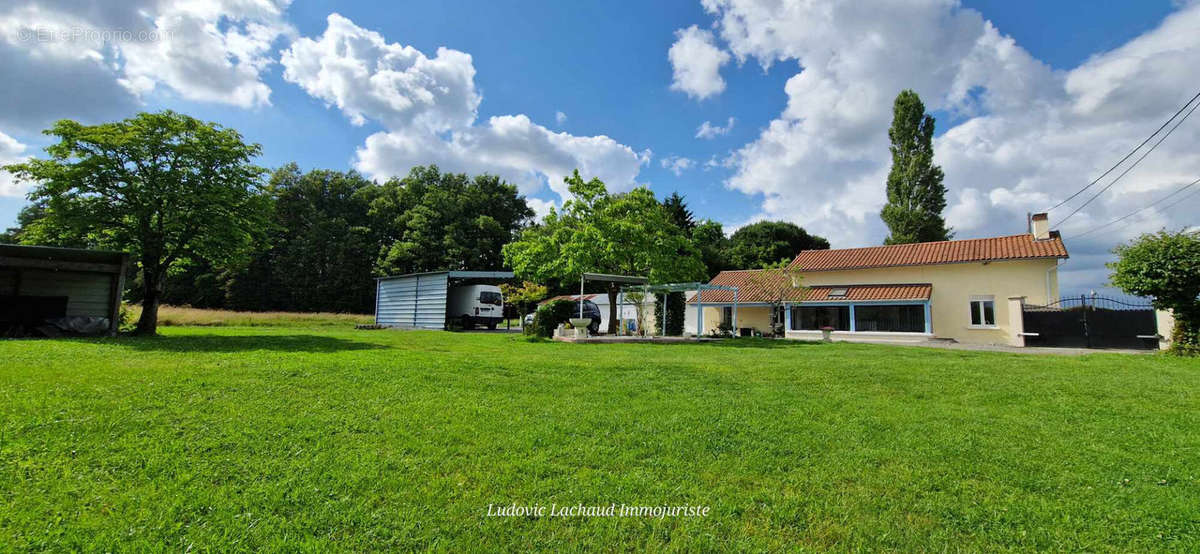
[802, 284, 931, 302]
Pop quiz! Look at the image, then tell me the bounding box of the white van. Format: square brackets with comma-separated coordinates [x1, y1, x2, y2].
[446, 284, 504, 329]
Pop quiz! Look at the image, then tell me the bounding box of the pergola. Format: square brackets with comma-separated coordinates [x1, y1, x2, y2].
[618, 281, 740, 337]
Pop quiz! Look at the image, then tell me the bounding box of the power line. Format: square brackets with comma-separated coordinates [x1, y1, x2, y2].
[1057, 96, 1200, 227]
[1046, 89, 1200, 212]
[1073, 177, 1200, 238]
[1158, 183, 1200, 213]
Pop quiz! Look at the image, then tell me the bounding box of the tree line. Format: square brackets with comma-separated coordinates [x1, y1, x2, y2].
[1, 111, 829, 334]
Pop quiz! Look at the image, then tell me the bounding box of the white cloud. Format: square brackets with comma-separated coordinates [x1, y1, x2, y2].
[692, 0, 1200, 292]
[356, 115, 651, 199]
[696, 117, 735, 139]
[668, 25, 730, 100]
[282, 13, 477, 131]
[555, 111, 567, 125]
[660, 155, 695, 176]
[525, 197, 557, 221]
[286, 14, 650, 201]
[0, 0, 293, 121]
[0, 130, 30, 197]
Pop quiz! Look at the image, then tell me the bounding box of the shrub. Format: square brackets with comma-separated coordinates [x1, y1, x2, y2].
[654, 292, 685, 336]
[526, 299, 576, 338]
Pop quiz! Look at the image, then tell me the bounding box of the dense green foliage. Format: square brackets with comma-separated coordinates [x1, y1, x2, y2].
[654, 291, 686, 336]
[3, 111, 270, 334]
[6, 144, 533, 315]
[504, 171, 705, 333]
[369, 165, 533, 276]
[2, 327, 1198, 550]
[230, 164, 379, 313]
[1110, 230, 1200, 355]
[501, 281, 549, 319]
[727, 220, 830, 269]
[203, 164, 532, 313]
[880, 90, 952, 245]
[661, 191, 696, 234]
[526, 298, 576, 337]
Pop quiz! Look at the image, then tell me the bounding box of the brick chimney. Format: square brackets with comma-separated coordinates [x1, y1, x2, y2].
[1030, 212, 1050, 240]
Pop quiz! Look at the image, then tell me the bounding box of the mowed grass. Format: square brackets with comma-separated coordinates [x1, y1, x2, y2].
[126, 305, 374, 327]
[1, 328, 1198, 551]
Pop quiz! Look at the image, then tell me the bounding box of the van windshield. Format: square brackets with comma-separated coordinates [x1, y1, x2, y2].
[479, 291, 503, 305]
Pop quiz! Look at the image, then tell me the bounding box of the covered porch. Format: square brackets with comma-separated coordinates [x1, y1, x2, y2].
[784, 284, 933, 343]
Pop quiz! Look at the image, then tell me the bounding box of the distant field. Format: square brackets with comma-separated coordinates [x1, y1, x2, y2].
[1, 327, 1198, 551]
[125, 305, 374, 327]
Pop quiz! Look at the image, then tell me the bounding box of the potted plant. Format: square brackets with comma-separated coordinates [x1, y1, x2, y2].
[820, 326, 834, 342]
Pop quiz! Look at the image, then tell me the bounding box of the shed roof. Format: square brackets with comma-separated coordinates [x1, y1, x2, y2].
[376, 270, 514, 281]
[788, 233, 1068, 272]
[0, 243, 127, 272]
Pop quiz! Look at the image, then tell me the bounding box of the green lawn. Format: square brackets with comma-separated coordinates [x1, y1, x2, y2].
[2, 328, 1198, 551]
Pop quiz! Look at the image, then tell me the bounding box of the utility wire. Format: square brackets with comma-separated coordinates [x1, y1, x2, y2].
[1073, 177, 1200, 238]
[1057, 96, 1200, 227]
[1158, 184, 1200, 213]
[1046, 89, 1200, 212]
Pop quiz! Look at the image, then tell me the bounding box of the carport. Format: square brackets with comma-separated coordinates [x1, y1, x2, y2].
[374, 270, 514, 330]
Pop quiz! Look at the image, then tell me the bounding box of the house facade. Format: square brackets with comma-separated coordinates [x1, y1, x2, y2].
[692, 214, 1070, 345]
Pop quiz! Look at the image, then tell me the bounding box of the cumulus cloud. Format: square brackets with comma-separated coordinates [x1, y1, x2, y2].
[668, 25, 730, 100]
[692, 0, 1200, 292]
[285, 14, 649, 200]
[555, 111, 567, 125]
[660, 155, 695, 176]
[0, 130, 30, 197]
[282, 14, 477, 131]
[696, 117, 735, 139]
[0, 0, 293, 131]
[356, 114, 652, 198]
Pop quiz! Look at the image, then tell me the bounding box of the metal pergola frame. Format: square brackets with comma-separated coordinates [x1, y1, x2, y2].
[618, 281, 740, 337]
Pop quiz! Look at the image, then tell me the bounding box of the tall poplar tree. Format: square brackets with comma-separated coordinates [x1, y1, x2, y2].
[880, 90, 952, 245]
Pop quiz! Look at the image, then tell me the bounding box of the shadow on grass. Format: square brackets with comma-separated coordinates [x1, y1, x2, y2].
[699, 337, 828, 349]
[114, 334, 386, 353]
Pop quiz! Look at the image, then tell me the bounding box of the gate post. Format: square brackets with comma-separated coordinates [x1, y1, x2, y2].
[1081, 294, 1091, 348]
[1008, 296, 1026, 347]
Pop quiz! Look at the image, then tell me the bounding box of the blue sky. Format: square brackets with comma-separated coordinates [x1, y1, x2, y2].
[1, 0, 1196, 295]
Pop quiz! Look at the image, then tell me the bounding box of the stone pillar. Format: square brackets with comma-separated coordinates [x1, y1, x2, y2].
[1007, 296, 1026, 347]
[1156, 309, 1175, 351]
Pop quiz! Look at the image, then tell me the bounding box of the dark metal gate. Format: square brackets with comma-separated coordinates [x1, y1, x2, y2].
[1022, 295, 1158, 350]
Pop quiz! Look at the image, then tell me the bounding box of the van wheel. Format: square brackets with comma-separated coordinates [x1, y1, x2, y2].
[461, 315, 473, 330]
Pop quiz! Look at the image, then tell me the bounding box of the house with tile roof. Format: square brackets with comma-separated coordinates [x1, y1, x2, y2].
[690, 213, 1069, 345]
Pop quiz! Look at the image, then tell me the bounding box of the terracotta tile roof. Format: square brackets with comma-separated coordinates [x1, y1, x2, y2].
[687, 270, 932, 304]
[789, 232, 1068, 272]
[803, 283, 931, 302]
[690, 269, 806, 304]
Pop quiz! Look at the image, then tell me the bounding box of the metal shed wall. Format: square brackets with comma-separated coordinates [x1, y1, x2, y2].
[18, 269, 113, 317]
[376, 273, 449, 329]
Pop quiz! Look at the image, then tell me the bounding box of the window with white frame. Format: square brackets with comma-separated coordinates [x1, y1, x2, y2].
[969, 295, 996, 327]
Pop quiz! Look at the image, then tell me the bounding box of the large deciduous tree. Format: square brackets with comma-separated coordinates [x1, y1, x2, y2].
[692, 219, 731, 279]
[727, 220, 829, 269]
[503, 170, 706, 334]
[1109, 230, 1200, 355]
[880, 89, 952, 245]
[4, 111, 269, 335]
[368, 165, 534, 276]
[231, 164, 379, 313]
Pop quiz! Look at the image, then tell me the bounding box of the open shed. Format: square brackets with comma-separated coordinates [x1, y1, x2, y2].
[375, 270, 514, 330]
[1, 244, 129, 336]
